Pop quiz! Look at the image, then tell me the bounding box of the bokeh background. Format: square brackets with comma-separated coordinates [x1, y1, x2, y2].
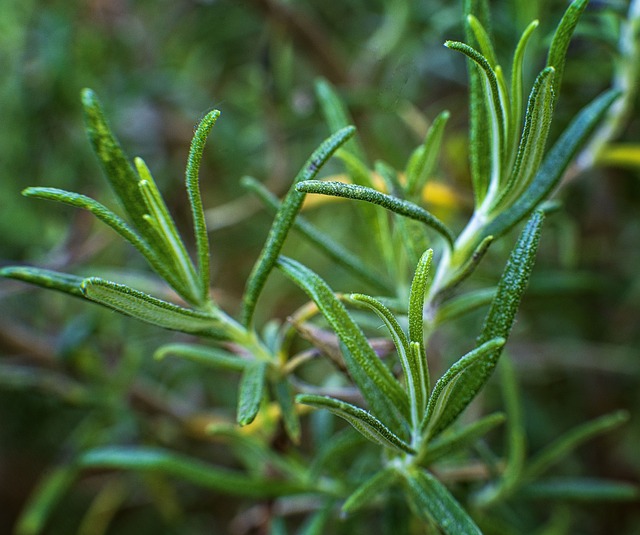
[1, 0, 639, 533]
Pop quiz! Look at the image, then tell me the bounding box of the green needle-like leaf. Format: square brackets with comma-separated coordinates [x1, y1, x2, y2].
[296, 394, 415, 455]
[421, 338, 505, 439]
[546, 0, 589, 101]
[484, 90, 619, 239]
[296, 181, 455, 247]
[81, 89, 162, 250]
[1, 266, 85, 298]
[277, 256, 410, 429]
[21, 187, 188, 296]
[466, 15, 498, 68]
[241, 176, 391, 293]
[524, 410, 629, 481]
[405, 111, 450, 199]
[435, 288, 496, 325]
[237, 361, 267, 426]
[14, 465, 79, 535]
[492, 67, 556, 212]
[186, 109, 220, 302]
[519, 478, 639, 502]
[438, 236, 493, 299]
[81, 278, 224, 336]
[402, 468, 482, 535]
[241, 126, 356, 327]
[315, 78, 366, 162]
[273, 377, 301, 443]
[421, 413, 506, 464]
[342, 467, 399, 514]
[79, 447, 310, 497]
[154, 343, 247, 372]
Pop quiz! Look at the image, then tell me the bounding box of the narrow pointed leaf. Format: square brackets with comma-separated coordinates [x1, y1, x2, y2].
[1, 266, 84, 298]
[405, 111, 450, 198]
[21, 187, 188, 295]
[435, 287, 496, 325]
[315, 78, 366, 162]
[347, 293, 421, 426]
[438, 236, 493, 299]
[421, 338, 505, 439]
[241, 176, 391, 292]
[79, 446, 309, 497]
[241, 126, 356, 326]
[273, 377, 301, 443]
[81, 89, 158, 244]
[342, 467, 399, 514]
[154, 343, 247, 372]
[81, 278, 223, 336]
[237, 361, 267, 426]
[296, 181, 455, 247]
[277, 256, 410, 427]
[421, 413, 506, 464]
[499, 355, 526, 490]
[484, 90, 619, 239]
[546, 0, 589, 100]
[467, 15, 498, 67]
[186, 109, 220, 301]
[525, 410, 629, 480]
[296, 395, 415, 455]
[402, 468, 482, 535]
[14, 465, 78, 535]
[519, 478, 639, 502]
[492, 67, 556, 212]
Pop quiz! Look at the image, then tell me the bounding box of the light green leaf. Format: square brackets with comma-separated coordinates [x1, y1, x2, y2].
[79, 446, 309, 497]
[519, 478, 639, 502]
[237, 361, 267, 426]
[241, 176, 391, 292]
[136, 158, 200, 303]
[241, 126, 356, 327]
[546, 0, 589, 100]
[525, 410, 629, 480]
[186, 109, 220, 302]
[492, 67, 556, 212]
[421, 338, 505, 439]
[154, 343, 247, 372]
[81, 278, 223, 336]
[14, 465, 78, 535]
[81, 89, 163, 251]
[296, 181, 455, 247]
[437, 236, 493, 300]
[1, 266, 84, 298]
[315, 78, 366, 162]
[435, 287, 496, 325]
[402, 468, 482, 535]
[509, 20, 539, 165]
[466, 15, 498, 67]
[21, 187, 188, 296]
[342, 467, 399, 514]
[420, 413, 506, 464]
[484, 90, 619, 239]
[445, 41, 506, 204]
[405, 111, 450, 199]
[375, 160, 404, 198]
[296, 394, 415, 455]
[277, 256, 409, 429]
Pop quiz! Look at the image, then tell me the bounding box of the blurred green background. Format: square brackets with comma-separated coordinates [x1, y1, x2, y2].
[1, 0, 639, 533]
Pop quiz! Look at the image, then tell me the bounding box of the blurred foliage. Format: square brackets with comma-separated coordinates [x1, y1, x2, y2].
[1, 0, 639, 534]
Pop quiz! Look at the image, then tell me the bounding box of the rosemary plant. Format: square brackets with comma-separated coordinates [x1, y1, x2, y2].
[1, 0, 637, 533]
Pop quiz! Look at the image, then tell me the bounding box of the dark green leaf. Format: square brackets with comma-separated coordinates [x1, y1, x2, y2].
[237, 361, 268, 426]
[402, 468, 482, 534]
[277, 256, 409, 428]
[154, 343, 247, 372]
[81, 278, 223, 336]
[342, 467, 399, 514]
[485, 91, 620, 239]
[519, 478, 639, 502]
[1, 266, 84, 298]
[241, 126, 356, 326]
[273, 377, 301, 443]
[186, 109, 220, 302]
[79, 447, 309, 497]
[296, 181, 455, 247]
[296, 394, 415, 455]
